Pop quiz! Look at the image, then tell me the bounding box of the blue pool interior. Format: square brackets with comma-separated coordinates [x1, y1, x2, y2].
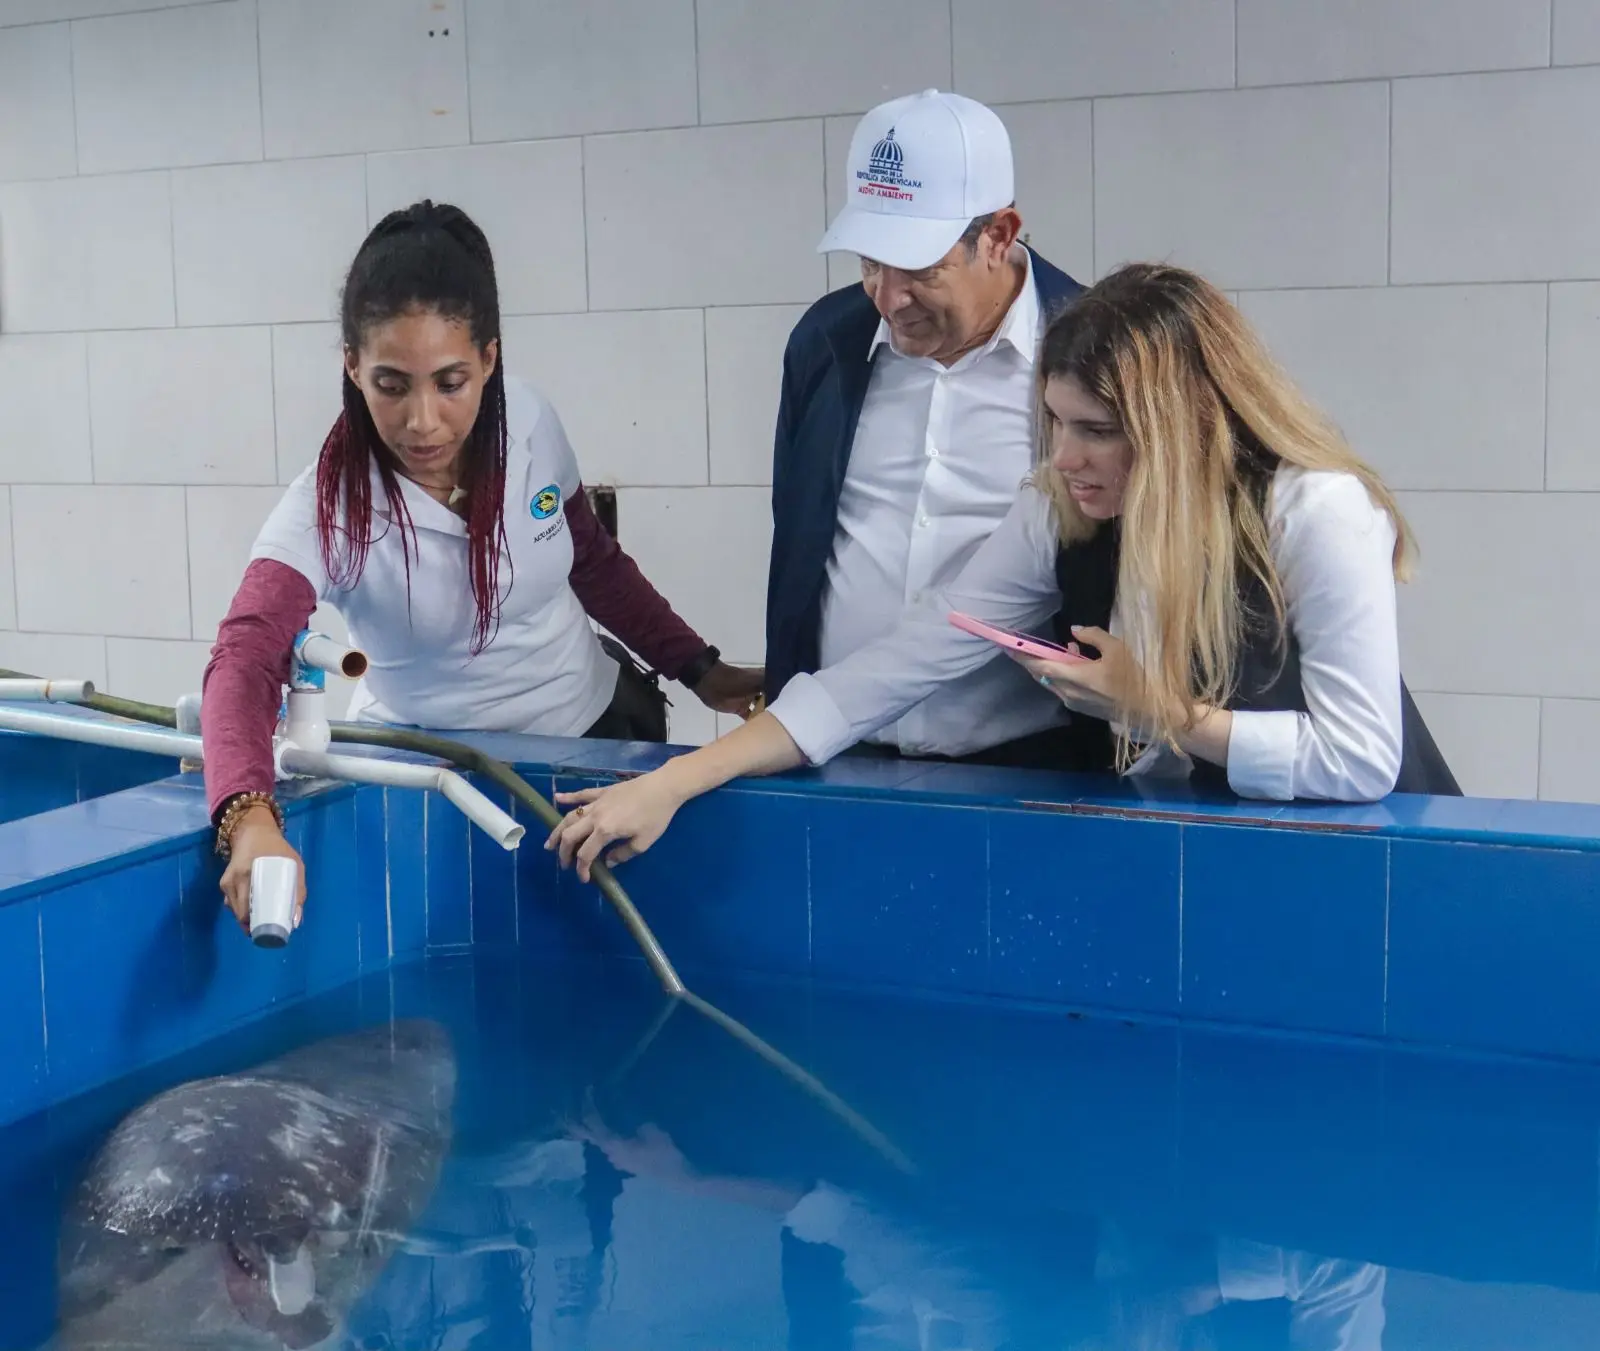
[5, 712, 1600, 1347]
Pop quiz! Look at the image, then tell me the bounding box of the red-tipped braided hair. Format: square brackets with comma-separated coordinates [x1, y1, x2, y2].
[315, 201, 511, 654]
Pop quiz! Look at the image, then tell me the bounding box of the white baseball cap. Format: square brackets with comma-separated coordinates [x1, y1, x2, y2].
[817, 89, 1015, 272]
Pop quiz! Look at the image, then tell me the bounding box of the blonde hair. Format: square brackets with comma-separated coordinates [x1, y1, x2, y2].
[1031, 262, 1414, 770]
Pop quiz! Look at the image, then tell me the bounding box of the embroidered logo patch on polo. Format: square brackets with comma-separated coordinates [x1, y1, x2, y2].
[531, 485, 562, 520]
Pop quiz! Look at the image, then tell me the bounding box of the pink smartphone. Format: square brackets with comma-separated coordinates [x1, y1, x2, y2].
[948, 611, 1086, 662]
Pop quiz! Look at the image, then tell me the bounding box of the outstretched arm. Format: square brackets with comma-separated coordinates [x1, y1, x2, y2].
[546, 710, 804, 881]
[201, 557, 317, 931]
[544, 486, 1063, 878]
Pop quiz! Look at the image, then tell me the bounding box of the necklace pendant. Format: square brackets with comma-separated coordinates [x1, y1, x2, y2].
[447, 485, 467, 507]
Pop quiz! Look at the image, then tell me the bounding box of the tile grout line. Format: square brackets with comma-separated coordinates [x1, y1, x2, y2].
[947, 0, 956, 88]
[1232, 0, 1239, 87]
[383, 788, 394, 961]
[36, 908, 48, 1077]
[3, 0, 227, 35]
[1088, 98, 1097, 278]
[6, 59, 1600, 192]
[1537, 695, 1547, 799]
[692, 0, 702, 124]
[181, 488, 194, 640]
[1381, 842, 1391, 1033]
[166, 169, 179, 327]
[983, 810, 992, 993]
[1385, 79, 1393, 285]
[6, 488, 19, 627]
[1176, 824, 1184, 1005]
[579, 138, 592, 312]
[465, 795, 475, 948]
[83, 335, 97, 482]
[252, 0, 265, 160]
[268, 328, 281, 483]
[10, 278, 1600, 347]
[820, 118, 829, 275]
[702, 309, 712, 483]
[804, 814, 813, 973]
[1543, 282, 1553, 491]
[460, 0, 474, 145]
[66, 13, 81, 174]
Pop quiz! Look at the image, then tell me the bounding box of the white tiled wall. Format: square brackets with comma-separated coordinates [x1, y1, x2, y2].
[1, 0, 1597, 798]
[70, 1, 263, 174]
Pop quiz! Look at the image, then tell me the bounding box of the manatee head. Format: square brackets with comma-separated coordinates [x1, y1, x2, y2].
[53, 1019, 456, 1349]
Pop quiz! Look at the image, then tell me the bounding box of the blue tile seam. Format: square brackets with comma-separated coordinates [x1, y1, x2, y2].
[382, 786, 395, 963]
[1382, 844, 1392, 1037]
[34, 907, 47, 1079]
[1177, 825, 1185, 1008]
[982, 810, 992, 997]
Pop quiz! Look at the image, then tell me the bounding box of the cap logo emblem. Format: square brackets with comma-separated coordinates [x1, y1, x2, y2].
[856, 128, 922, 201]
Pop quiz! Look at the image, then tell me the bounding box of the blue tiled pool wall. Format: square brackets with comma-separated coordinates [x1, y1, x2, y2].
[4, 725, 1600, 1131]
[0, 728, 174, 827]
[527, 755, 1600, 1068]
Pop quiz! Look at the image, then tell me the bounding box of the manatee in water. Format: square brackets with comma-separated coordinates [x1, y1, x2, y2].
[52, 1018, 456, 1350]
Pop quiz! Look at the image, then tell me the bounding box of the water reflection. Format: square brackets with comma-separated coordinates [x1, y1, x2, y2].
[342, 1103, 1393, 1349]
[11, 955, 1600, 1350]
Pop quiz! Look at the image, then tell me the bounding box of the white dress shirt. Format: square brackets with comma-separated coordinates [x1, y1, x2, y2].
[771, 465, 1406, 802]
[815, 248, 1066, 756]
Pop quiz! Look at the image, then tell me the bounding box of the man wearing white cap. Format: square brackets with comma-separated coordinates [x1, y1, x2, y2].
[764, 88, 1098, 769]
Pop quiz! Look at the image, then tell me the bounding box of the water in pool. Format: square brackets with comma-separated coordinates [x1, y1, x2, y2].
[3, 949, 1598, 1349]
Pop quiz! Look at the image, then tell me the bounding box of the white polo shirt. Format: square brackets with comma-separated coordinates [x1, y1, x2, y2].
[816, 247, 1065, 755]
[250, 376, 617, 736]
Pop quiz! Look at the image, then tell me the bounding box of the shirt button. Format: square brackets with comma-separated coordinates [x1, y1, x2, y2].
[927, 446, 939, 458]
[918, 513, 930, 527]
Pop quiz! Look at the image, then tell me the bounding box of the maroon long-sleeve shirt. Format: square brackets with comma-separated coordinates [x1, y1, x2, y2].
[202, 486, 708, 820]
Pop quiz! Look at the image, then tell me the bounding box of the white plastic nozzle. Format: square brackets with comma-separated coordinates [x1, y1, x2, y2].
[249, 856, 300, 948]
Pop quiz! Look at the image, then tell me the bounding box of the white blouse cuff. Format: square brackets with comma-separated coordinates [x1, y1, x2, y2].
[1224, 709, 1300, 801]
[767, 673, 856, 766]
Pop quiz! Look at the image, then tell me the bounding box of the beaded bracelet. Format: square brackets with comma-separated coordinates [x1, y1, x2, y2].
[214, 791, 284, 860]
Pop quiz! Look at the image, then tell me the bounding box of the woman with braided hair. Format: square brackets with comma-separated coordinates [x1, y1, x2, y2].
[202, 200, 761, 928]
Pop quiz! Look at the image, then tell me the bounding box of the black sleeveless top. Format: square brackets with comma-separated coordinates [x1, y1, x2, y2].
[1049, 469, 1460, 798]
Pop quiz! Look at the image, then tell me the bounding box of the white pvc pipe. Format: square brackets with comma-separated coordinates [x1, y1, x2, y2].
[277, 747, 523, 851]
[0, 706, 524, 852]
[296, 632, 368, 680]
[0, 704, 194, 757]
[0, 679, 95, 703]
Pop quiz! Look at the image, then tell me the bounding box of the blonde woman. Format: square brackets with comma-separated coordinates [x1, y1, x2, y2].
[546, 263, 1458, 881]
